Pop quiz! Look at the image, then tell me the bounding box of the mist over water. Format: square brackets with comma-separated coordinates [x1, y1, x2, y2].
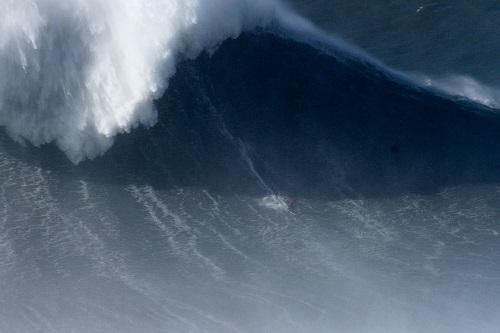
[0, 1, 500, 333]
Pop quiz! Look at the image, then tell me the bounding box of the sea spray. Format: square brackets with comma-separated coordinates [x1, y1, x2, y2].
[0, 0, 279, 163]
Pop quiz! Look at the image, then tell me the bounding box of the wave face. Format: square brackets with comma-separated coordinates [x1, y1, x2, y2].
[1, 0, 498, 163]
[0, 0, 280, 163]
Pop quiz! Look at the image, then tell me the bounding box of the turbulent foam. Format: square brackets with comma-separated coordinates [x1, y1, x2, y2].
[421, 75, 500, 110]
[0, 0, 280, 163]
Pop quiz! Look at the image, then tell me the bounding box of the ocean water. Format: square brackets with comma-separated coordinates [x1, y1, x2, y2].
[288, 0, 500, 86]
[0, 1, 499, 332]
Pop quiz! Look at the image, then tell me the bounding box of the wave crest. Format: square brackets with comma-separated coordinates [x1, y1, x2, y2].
[0, 0, 278, 163]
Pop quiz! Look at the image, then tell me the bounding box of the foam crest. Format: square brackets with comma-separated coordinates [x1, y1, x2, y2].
[0, 0, 279, 163]
[422, 75, 500, 110]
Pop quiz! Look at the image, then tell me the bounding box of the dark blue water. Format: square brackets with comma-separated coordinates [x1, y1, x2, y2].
[288, 0, 500, 86]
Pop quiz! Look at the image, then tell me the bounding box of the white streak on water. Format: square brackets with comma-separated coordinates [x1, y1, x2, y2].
[127, 185, 225, 279]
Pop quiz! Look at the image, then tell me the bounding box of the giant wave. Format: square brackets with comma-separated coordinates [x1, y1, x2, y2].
[2, 2, 500, 332]
[0, 0, 499, 165]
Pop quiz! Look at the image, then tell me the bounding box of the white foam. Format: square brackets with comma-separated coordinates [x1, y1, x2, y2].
[421, 75, 500, 109]
[259, 195, 289, 212]
[0, 0, 281, 163]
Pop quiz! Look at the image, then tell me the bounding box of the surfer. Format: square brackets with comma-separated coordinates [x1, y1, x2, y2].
[279, 194, 297, 213]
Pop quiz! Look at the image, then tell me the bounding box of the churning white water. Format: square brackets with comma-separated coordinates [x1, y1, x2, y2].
[0, 0, 281, 163]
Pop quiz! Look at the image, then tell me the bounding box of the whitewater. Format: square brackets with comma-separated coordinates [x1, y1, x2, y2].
[0, 0, 282, 163]
[0, 0, 498, 163]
